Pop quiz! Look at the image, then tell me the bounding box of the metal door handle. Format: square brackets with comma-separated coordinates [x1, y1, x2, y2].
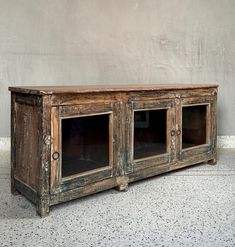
[177, 129, 181, 136]
[52, 152, 60, 160]
[171, 130, 175, 136]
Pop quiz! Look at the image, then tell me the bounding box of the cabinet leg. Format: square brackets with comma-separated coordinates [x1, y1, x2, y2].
[11, 184, 20, 195]
[36, 205, 49, 218]
[11, 178, 20, 195]
[208, 158, 217, 165]
[36, 199, 50, 217]
[115, 183, 128, 192]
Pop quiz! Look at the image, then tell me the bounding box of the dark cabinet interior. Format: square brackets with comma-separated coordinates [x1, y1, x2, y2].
[134, 109, 167, 160]
[62, 114, 110, 177]
[182, 104, 207, 149]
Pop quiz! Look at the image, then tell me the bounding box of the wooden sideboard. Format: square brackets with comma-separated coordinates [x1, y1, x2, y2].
[9, 84, 218, 217]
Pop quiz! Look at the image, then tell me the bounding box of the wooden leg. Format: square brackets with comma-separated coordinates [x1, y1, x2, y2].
[11, 177, 20, 195]
[11, 184, 20, 195]
[11, 186, 20, 195]
[208, 158, 217, 165]
[36, 198, 50, 217]
[115, 183, 128, 192]
[36, 205, 49, 217]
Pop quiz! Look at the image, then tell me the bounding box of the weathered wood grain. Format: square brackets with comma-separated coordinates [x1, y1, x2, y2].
[9, 84, 218, 95]
[50, 106, 60, 194]
[36, 95, 51, 217]
[61, 168, 113, 192]
[15, 178, 37, 204]
[10, 93, 17, 195]
[59, 103, 113, 117]
[14, 95, 41, 191]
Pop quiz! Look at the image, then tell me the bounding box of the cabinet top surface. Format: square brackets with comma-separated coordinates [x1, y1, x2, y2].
[9, 83, 218, 95]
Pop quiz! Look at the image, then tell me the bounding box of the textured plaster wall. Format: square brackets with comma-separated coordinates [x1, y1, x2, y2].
[0, 0, 235, 136]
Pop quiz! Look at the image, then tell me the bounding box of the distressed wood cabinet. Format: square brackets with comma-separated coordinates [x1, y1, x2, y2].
[9, 84, 218, 217]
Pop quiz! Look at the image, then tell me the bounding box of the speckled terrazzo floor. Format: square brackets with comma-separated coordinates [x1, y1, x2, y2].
[0, 149, 235, 247]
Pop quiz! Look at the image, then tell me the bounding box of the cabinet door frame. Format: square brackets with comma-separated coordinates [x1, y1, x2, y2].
[50, 102, 120, 194]
[126, 99, 176, 173]
[177, 96, 215, 161]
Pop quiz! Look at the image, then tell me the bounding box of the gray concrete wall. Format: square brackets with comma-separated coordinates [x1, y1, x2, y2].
[0, 0, 235, 136]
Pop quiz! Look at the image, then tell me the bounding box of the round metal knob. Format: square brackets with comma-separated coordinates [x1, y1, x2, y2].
[171, 130, 175, 136]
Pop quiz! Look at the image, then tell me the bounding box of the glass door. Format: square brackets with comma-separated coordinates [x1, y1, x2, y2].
[50, 102, 120, 193]
[178, 96, 215, 160]
[126, 99, 175, 173]
[134, 109, 167, 160]
[61, 114, 110, 177]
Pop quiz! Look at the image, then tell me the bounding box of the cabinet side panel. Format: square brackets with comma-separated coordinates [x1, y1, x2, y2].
[14, 99, 41, 191]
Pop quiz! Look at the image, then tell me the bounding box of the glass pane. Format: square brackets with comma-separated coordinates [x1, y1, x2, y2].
[182, 105, 207, 149]
[62, 114, 109, 177]
[134, 109, 167, 160]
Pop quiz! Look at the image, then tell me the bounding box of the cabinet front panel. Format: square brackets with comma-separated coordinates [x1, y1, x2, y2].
[126, 99, 175, 173]
[50, 102, 120, 193]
